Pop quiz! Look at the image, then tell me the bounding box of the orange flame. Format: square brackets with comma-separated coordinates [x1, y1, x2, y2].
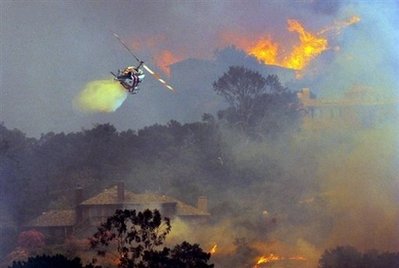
[256, 253, 281, 265]
[319, 15, 361, 35]
[282, 19, 328, 70]
[209, 244, 217, 254]
[254, 253, 307, 267]
[221, 16, 359, 75]
[153, 50, 183, 76]
[248, 38, 279, 66]
[288, 256, 307, 261]
[242, 19, 328, 72]
[128, 34, 183, 77]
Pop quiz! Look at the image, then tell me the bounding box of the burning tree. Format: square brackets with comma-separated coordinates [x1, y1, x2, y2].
[89, 209, 213, 268]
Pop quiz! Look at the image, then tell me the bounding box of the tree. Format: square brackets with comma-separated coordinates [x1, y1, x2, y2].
[318, 246, 362, 268]
[318, 246, 399, 268]
[213, 66, 267, 125]
[89, 209, 213, 268]
[90, 209, 171, 267]
[213, 66, 300, 136]
[17, 230, 45, 254]
[140, 242, 213, 268]
[167, 241, 214, 268]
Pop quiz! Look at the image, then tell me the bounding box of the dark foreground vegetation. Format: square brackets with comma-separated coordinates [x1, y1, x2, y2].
[319, 246, 399, 268]
[10, 209, 213, 268]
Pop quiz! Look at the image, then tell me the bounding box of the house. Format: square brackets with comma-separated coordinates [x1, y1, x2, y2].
[297, 87, 399, 130]
[26, 182, 210, 241]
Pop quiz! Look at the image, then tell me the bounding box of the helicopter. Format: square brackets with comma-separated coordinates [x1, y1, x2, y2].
[111, 33, 175, 94]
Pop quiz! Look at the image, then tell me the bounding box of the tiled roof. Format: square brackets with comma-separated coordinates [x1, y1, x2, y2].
[81, 186, 210, 216]
[28, 186, 209, 228]
[81, 186, 175, 205]
[28, 210, 76, 227]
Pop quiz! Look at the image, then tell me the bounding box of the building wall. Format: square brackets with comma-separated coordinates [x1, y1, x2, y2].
[80, 204, 121, 226]
[33, 226, 74, 243]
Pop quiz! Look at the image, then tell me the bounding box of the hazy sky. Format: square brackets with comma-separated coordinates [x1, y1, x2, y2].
[1, 0, 398, 137]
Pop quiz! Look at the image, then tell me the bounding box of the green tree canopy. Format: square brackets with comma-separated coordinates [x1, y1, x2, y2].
[90, 209, 171, 267]
[89, 209, 213, 268]
[213, 66, 300, 137]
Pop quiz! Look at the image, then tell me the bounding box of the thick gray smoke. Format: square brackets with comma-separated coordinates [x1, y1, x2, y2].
[306, 1, 399, 99]
[159, 3, 399, 266]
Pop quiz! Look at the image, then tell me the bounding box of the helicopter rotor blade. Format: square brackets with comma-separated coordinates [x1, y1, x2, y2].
[143, 64, 175, 92]
[113, 32, 175, 92]
[112, 32, 141, 63]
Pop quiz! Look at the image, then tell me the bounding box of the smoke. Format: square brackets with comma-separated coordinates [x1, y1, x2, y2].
[318, 125, 399, 251]
[73, 79, 128, 113]
[121, 3, 399, 264]
[307, 1, 399, 98]
[201, 125, 398, 267]
[156, 115, 399, 267]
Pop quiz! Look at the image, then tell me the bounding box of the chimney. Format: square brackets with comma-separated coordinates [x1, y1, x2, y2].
[117, 181, 125, 203]
[75, 186, 83, 224]
[197, 196, 208, 212]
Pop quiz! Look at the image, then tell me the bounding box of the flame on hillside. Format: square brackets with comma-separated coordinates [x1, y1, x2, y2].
[247, 19, 328, 72]
[255, 253, 281, 266]
[220, 16, 360, 76]
[209, 244, 217, 254]
[254, 253, 307, 267]
[127, 34, 184, 76]
[247, 38, 279, 66]
[126, 16, 360, 78]
[318, 15, 361, 35]
[282, 19, 328, 70]
[153, 50, 183, 76]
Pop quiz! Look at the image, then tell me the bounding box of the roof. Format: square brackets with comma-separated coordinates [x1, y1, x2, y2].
[28, 186, 209, 228]
[81, 186, 175, 205]
[28, 210, 76, 227]
[81, 186, 210, 216]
